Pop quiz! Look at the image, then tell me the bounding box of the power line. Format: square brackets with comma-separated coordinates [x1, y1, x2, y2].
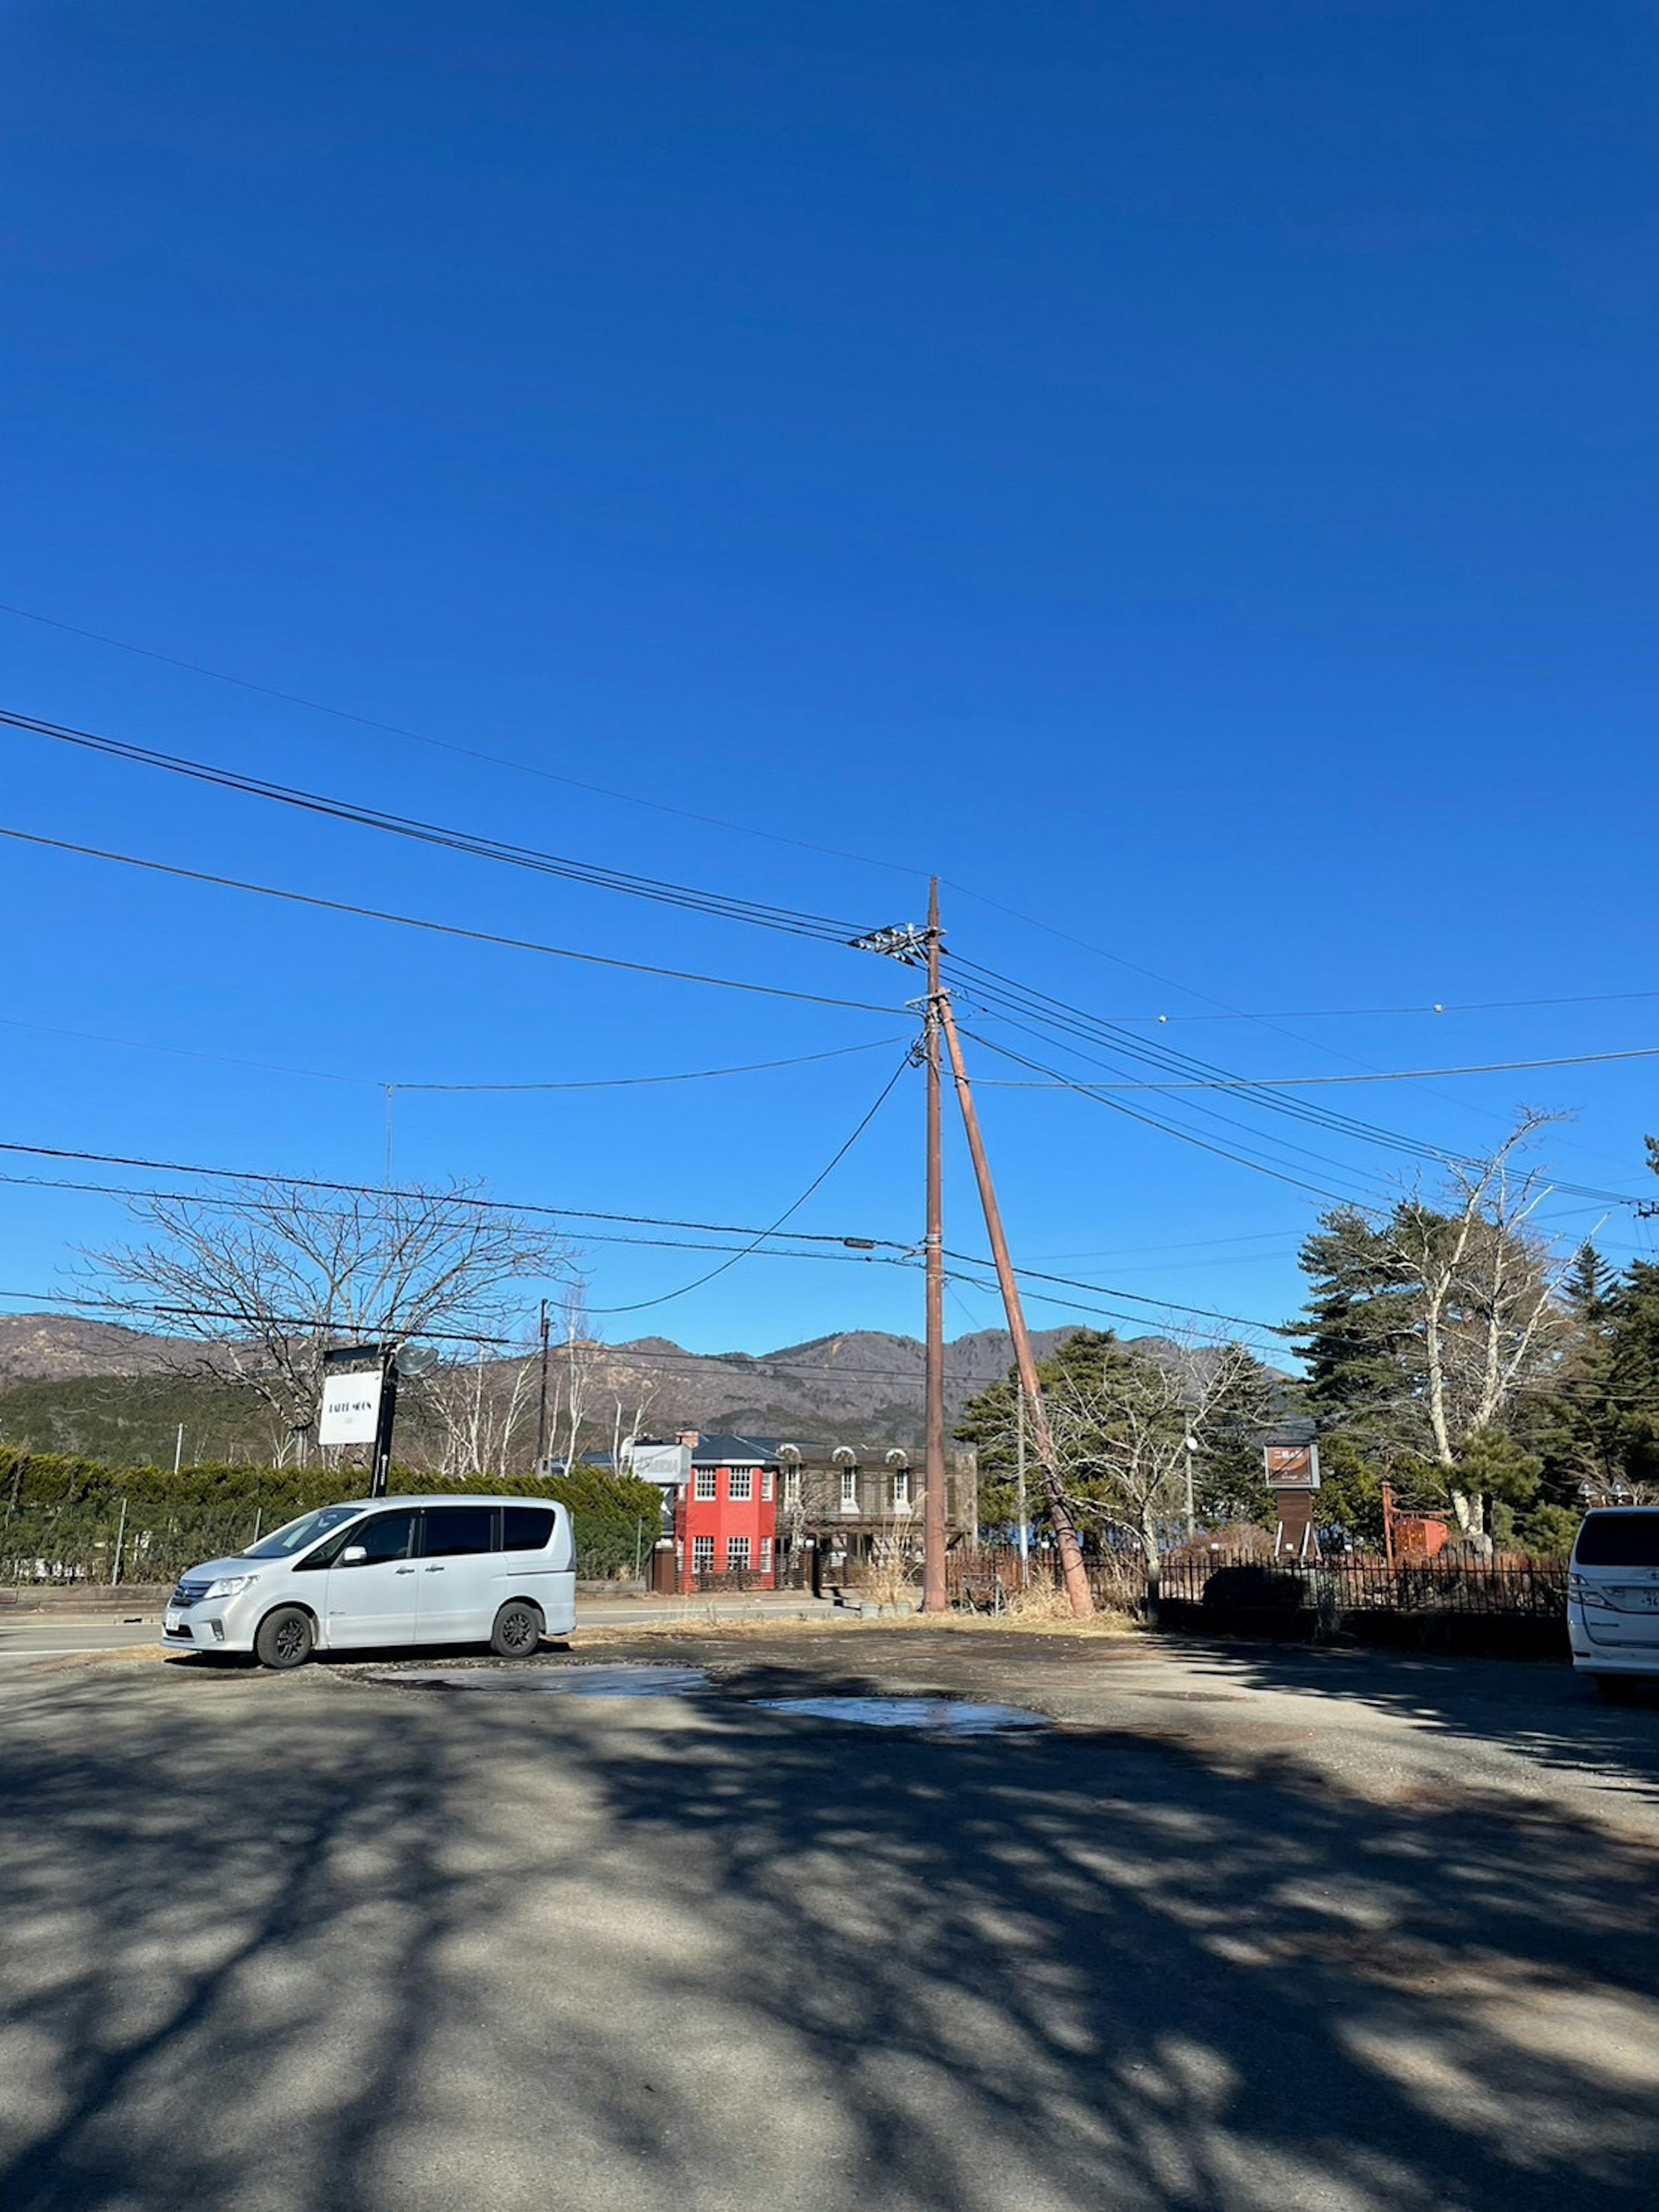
[975, 1042, 1659, 1087]
[0, 826, 901, 1018]
[948, 958, 1646, 1208]
[1, 704, 876, 947]
[0, 1138, 911, 1249]
[0, 600, 926, 880]
[0, 1284, 1034, 1387]
[587, 1053, 914, 1315]
[1144, 989, 1659, 1022]
[0, 1014, 904, 1095]
[953, 1018, 1386, 1210]
[0, 1171, 906, 1267]
[392, 1037, 907, 1092]
[8, 704, 914, 963]
[942, 1247, 1290, 1342]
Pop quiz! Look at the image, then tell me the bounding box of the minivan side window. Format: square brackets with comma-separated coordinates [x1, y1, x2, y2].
[1575, 1511, 1659, 1567]
[422, 1506, 498, 1557]
[337, 1511, 419, 1567]
[502, 1506, 556, 1551]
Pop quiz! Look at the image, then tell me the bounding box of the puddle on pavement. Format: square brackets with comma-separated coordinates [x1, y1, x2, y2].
[752, 1696, 1049, 1735]
[379, 1664, 711, 1698]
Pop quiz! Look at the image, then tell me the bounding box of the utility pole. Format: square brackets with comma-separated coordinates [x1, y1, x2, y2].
[1015, 1389, 1030, 1585]
[935, 992, 1094, 1617]
[173, 1422, 185, 1477]
[1183, 1433, 1198, 1542]
[534, 1298, 551, 1473]
[848, 890, 948, 1614]
[922, 879, 947, 1613]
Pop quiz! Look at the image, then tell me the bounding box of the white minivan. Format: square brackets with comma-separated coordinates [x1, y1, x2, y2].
[1568, 1506, 1659, 1700]
[160, 1495, 577, 1669]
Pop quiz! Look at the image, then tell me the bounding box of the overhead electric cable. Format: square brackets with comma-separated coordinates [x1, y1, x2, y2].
[974, 1041, 1659, 1087]
[0, 705, 870, 944]
[0, 1171, 904, 1266]
[587, 1051, 913, 1315]
[0, 1014, 903, 1094]
[0, 826, 902, 1017]
[0, 601, 925, 879]
[0, 1138, 910, 1248]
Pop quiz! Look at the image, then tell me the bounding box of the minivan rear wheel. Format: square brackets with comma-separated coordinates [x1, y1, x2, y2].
[490, 1600, 543, 1658]
[254, 1605, 315, 1671]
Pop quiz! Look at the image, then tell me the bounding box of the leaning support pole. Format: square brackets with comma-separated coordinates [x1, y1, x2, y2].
[922, 879, 949, 1614]
[936, 992, 1094, 1618]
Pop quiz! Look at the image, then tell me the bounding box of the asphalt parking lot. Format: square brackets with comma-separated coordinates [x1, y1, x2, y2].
[1, 1628, 1656, 2212]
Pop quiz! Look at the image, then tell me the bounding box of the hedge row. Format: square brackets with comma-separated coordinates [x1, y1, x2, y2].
[0, 1448, 664, 1584]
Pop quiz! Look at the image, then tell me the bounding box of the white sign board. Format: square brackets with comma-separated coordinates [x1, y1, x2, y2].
[626, 1442, 692, 1488]
[319, 1365, 385, 1446]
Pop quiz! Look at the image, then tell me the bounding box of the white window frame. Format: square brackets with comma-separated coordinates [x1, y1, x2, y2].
[840, 1467, 859, 1513]
[890, 1470, 910, 1511]
[693, 1469, 717, 1501]
[784, 1467, 801, 1504]
[760, 1536, 773, 1571]
[728, 1468, 753, 1503]
[761, 1470, 774, 1502]
[726, 1535, 751, 1572]
[691, 1535, 715, 1573]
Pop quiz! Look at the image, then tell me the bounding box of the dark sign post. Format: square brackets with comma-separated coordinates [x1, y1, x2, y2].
[319, 1342, 397, 1496]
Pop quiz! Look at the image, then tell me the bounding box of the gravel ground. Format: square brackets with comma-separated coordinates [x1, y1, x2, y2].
[1, 1626, 1655, 2212]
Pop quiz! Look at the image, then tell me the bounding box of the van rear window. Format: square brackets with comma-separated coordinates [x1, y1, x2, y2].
[502, 1506, 555, 1551]
[1575, 1511, 1659, 1567]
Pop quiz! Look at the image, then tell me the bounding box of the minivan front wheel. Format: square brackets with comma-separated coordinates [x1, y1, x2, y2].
[490, 1600, 543, 1658]
[254, 1605, 316, 1671]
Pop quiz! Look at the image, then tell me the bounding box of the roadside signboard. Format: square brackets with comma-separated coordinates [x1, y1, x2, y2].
[1263, 1442, 1321, 1491]
[318, 1344, 387, 1447]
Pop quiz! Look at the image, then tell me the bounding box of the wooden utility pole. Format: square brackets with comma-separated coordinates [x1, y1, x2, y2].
[936, 992, 1094, 1618]
[534, 1298, 551, 1473]
[922, 879, 948, 1614]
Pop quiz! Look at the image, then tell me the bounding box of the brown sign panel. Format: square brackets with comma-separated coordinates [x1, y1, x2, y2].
[1263, 1443, 1321, 1491]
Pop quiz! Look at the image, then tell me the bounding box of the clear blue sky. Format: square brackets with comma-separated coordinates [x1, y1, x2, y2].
[3, 1, 1657, 1361]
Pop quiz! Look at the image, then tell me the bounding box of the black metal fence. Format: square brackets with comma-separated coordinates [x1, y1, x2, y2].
[1158, 1551, 1568, 1618]
[939, 1544, 1570, 1655]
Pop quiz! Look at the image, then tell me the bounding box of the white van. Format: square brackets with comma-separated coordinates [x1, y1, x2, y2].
[1568, 1507, 1659, 1699]
[160, 1495, 577, 1669]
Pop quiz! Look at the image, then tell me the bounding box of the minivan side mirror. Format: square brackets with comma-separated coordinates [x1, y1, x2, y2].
[340, 1545, 368, 1566]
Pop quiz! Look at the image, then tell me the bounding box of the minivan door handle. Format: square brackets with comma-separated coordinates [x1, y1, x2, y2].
[395, 1567, 416, 1575]
[424, 1564, 445, 1572]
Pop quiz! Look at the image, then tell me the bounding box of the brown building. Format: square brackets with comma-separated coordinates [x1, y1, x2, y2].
[624, 1431, 979, 1584]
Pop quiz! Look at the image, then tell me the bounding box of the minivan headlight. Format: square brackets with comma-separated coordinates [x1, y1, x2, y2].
[203, 1574, 256, 1600]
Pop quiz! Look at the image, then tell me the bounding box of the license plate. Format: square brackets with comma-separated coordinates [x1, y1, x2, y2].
[1615, 1588, 1659, 1611]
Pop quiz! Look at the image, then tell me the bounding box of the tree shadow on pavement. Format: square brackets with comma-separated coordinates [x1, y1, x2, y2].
[1151, 1637, 1659, 1809]
[0, 1658, 1654, 2212]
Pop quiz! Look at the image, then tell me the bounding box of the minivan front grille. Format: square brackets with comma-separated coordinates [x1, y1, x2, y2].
[171, 1580, 210, 1610]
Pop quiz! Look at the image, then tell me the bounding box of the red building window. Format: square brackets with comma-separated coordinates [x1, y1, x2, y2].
[727, 1536, 751, 1572]
[729, 1468, 753, 1502]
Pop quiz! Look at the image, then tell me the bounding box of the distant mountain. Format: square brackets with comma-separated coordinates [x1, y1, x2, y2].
[0, 1314, 190, 1388]
[0, 1313, 1227, 1462]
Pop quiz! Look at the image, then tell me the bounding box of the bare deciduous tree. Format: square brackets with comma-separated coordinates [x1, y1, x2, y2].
[419, 1335, 542, 1479]
[1322, 1117, 1572, 1538]
[87, 1178, 573, 1464]
[1042, 1338, 1267, 1580]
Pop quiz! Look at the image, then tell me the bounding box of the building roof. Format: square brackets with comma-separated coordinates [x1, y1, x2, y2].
[686, 1434, 787, 1467]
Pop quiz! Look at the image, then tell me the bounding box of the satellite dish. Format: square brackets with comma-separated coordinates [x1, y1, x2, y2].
[397, 1342, 440, 1379]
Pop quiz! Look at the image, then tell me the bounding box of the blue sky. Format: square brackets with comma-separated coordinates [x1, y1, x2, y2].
[3, 1, 1658, 1361]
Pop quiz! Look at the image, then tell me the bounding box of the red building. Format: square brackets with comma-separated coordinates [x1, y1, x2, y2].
[671, 1433, 779, 1590]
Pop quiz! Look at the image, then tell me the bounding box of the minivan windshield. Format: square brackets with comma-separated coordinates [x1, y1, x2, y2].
[1574, 1511, 1659, 1568]
[244, 1504, 365, 1559]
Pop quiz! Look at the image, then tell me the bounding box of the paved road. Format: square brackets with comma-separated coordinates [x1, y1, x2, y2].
[1, 1630, 1655, 2212]
[0, 1594, 836, 1662]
